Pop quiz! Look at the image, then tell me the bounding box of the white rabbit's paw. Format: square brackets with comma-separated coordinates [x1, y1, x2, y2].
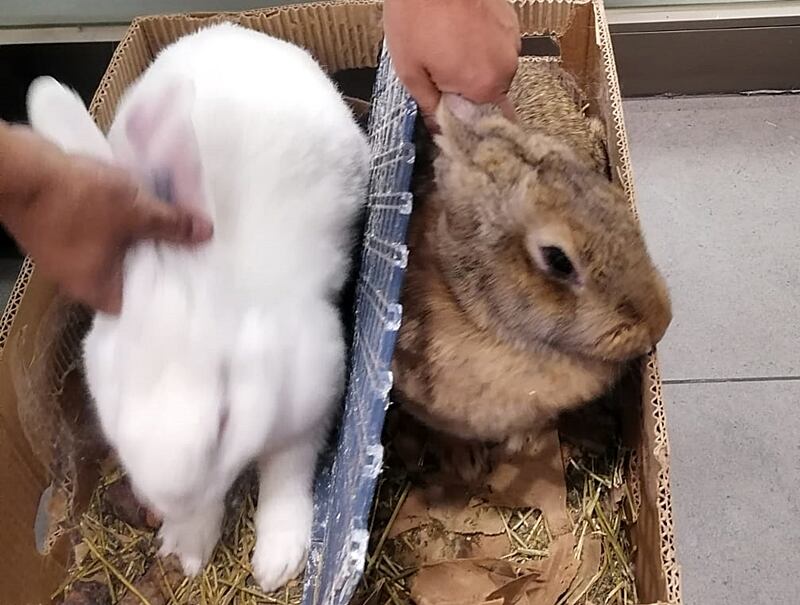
[252, 515, 310, 592]
[158, 512, 221, 576]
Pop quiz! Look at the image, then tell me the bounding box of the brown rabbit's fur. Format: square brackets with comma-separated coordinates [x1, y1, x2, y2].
[391, 62, 671, 467]
[509, 60, 609, 174]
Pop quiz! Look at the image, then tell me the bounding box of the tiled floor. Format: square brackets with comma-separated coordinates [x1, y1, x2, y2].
[2, 95, 796, 605]
[625, 95, 800, 605]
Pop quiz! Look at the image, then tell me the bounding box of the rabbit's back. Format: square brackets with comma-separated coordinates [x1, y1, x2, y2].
[110, 23, 368, 301]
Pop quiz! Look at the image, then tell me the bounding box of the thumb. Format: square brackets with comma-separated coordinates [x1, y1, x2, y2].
[496, 94, 519, 123]
[400, 66, 442, 132]
[63, 266, 122, 315]
[129, 188, 213, 245]
[94, 267, 123, 315]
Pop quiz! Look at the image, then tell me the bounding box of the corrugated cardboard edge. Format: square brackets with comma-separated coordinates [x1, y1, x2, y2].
[87, 1, 384, 132]
[588, 0, 637, 212]
[0, 257, 35, 354]
[642, 354, 682, 603]
[517, 0, 582, 36]
[587, 1, 683, 602]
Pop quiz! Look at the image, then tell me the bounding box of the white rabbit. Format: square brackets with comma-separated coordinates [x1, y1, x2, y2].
[27, 22, 369, 591]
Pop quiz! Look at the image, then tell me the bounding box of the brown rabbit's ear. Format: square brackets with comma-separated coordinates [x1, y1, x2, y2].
[436, 94, 580, 177]
[439, 93, 492, 124]
[435, 94, 504, 154]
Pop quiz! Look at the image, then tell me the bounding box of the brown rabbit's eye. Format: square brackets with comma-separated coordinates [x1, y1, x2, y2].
[541, 246, 575, 279]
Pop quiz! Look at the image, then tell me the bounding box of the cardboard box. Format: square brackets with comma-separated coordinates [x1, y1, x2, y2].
[0, 1, 682, 604]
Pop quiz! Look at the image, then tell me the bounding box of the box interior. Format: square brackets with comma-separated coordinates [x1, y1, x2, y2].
[0, 2, 680, 604]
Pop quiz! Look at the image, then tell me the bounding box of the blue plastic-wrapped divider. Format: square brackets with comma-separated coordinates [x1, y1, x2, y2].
[302, 41, 418, 605]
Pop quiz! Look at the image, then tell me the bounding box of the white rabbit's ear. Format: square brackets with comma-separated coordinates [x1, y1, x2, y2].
[26, 76, 114, 162]
[124, 78, 205, 211]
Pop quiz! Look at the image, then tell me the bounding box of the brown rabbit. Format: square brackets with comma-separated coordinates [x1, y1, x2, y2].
[391, 75, 671, 481]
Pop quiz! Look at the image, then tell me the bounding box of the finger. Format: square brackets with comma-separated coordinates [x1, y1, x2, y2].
[98, 260, 124, 315]
[399, 65, 442, 131]
[97, 276, 123, 315]
[458, 69, 515, 106]
[130, 189, 213, 244]
[456, 53, 519, 109]
[496, 95, 519, 123]
[62, 278, 121, 315]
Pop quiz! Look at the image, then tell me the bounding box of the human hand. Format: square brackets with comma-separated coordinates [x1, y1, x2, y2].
[384, 0, 521, 129]
[0, 124, 213, 314]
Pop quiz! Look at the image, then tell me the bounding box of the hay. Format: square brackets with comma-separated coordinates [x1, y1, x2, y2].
[353, 428, 638, 605]
[55, 432, 636, 605]
[54, 470, 303, 605]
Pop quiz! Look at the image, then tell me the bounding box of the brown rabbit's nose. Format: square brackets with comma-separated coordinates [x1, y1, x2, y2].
[647, 292, 672, 348]
[649, 313, 670, 348]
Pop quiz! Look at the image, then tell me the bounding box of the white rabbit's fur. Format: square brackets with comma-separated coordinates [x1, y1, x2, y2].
[27, 23, 368, 591]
